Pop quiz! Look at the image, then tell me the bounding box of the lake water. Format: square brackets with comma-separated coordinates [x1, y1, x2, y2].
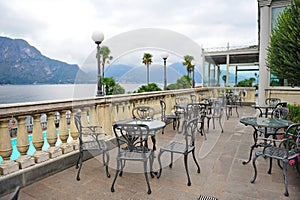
[0, 83, 144, 104]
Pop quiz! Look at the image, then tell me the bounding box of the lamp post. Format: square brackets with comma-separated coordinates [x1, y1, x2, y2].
[92, 31, 104, 96]
[191, 60, 195, 88]
[161, 52, 169, 90]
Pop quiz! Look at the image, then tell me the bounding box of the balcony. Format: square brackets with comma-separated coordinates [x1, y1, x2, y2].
[1, 87, 299, 199]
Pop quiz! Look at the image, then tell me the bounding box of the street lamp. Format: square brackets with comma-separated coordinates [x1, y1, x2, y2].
[191, 60, 196, 88]
[161, 52, 169, 90]
[92, 31, 104, 96]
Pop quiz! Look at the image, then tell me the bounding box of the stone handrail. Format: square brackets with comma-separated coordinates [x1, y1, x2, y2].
[0, 87, 255, 176]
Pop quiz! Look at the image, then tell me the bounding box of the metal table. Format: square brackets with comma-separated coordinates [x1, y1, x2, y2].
[114, 119, 165, 150]
[239, 117, 292, 164]
[251, 104, 275, 117]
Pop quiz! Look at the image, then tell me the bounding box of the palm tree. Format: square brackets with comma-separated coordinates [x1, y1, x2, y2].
[100, 46, 113, 78]
[142, 53, 153, 85]
[182, 55, 194, 77]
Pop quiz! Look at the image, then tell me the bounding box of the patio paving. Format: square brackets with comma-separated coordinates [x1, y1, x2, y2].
[1, 106, 300, 200]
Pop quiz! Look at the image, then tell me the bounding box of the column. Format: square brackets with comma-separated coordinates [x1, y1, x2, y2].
[258, 3, 271, 104]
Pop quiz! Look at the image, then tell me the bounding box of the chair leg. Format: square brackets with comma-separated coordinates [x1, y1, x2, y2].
[169, 152, 174, 168]
[76, 151, 83, 181]
[103, 151, 110, 178]
[192, 149, 200, 173]
[235, 107, 239, 117]
[184, 154, 191, 186]
[207, 118, 210, 132]
[219, 118, 223, 133]
[268, 158, 273, 174]
[157, 150, 163, 179]
[250, 153, 259, 183]
[143, 160, 152, 194]
[282, 162, 289, 197]
[149, 152, 155, 178]
[111, 160, 121, 193]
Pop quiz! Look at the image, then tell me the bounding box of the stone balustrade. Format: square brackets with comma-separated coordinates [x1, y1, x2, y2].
[0, 87, 256, 176]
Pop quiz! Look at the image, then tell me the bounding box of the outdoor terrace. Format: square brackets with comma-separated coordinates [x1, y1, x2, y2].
[1, 105, 300, 200]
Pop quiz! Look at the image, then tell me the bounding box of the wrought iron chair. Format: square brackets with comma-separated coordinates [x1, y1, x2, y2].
[206, 99, 224, 133]
[226, 94, 239, 119]
[186, 103, 207, 139]
[132, 106, 155, 120]
[265, 98, 282, 117]
[111, 123, 155, 194]
[157, 118, 201, 186]
[174, 96, 190, 117]
[160, 100, 180, 134]
[74, 112, 110, 181]
[251, 123, 300, 197]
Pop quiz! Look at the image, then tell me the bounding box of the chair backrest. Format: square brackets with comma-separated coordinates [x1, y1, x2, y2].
[283, 123, 300, 156]
[265, 97, 281, 106]
[182, 118, 198, 148]
[132, 106, 155, 120]
[211, 99, 223, 117]
[186, 103, 206, 120]
[113, 123, 151, 153]
[226, 94, 239, 105]
[272, 106, 289, 120]
[190, 94, 197, 103]
[175, 96, 189, 105]
[160, 100, 167, 121]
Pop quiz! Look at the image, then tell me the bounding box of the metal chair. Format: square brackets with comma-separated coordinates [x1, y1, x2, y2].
[132, 106, 155, 120]
[157, 118, 201, 186]
[186, 103, 207, 139]
[226, 94, 239, 119]
[251, 123, 300, 197]
[160, 100, 180, 134]
[74, 112, 110, 181]
[206, 99, 224, 133]
[111, 123, 155, 194]
[9, 186, 20, 200]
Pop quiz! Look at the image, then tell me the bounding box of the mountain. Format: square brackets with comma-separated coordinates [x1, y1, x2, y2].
[0, 36, 89, 84]
[104, 62, 202, 84]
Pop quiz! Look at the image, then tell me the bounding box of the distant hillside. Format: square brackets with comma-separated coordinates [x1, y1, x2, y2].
[104, 62, 202, 84]
[0, 36, 90, 84]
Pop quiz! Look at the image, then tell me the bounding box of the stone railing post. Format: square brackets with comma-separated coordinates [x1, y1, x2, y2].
[0, 119, 12, 160]
[46, 112, 62, 158]
[32, 114, 49, 163]
[69, 110, 79, 150]
[59, 111, 72, 154]
[15, 116, 35, 169]
[0, 119, 19, 175]
[59, 111, 68, 143]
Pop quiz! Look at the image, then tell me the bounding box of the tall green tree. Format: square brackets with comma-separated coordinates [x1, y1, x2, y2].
[100, 46, 113, 78]
[142, 53, 153, 85]
[167, 75, 192, 90]
[267, 0, 300, 86]
[182, 55, 194, 77]
[102, 77, 125, 95]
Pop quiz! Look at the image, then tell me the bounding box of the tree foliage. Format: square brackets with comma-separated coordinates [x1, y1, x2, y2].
[100, 46, 113, 78]
[135, 83, 162, 93]
[267, 0, 300, 86]
[102, 77, 125, 95]
[142, 53, 153, 85]
[236, 77, 256, 87]
[182, 55, 194, 77]
[167, 75, 192, 90]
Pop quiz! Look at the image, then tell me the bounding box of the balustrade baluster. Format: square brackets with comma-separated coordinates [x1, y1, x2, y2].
[15, 116, 35, 169]
[46, 112, 62, 158]
[0, 119, 19, 175]
[59, 111, 73, 154]
[70, 110, 79, 150]
[32, 114, 49, 163]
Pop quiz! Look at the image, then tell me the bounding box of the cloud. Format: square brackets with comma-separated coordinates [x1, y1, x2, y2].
[0, 0, 258, 67]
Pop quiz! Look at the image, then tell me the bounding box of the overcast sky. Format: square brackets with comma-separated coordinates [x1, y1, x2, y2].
[0, 0, 258, 68]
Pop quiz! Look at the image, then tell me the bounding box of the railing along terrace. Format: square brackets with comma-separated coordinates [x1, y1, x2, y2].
[0, 87, 255, 196]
